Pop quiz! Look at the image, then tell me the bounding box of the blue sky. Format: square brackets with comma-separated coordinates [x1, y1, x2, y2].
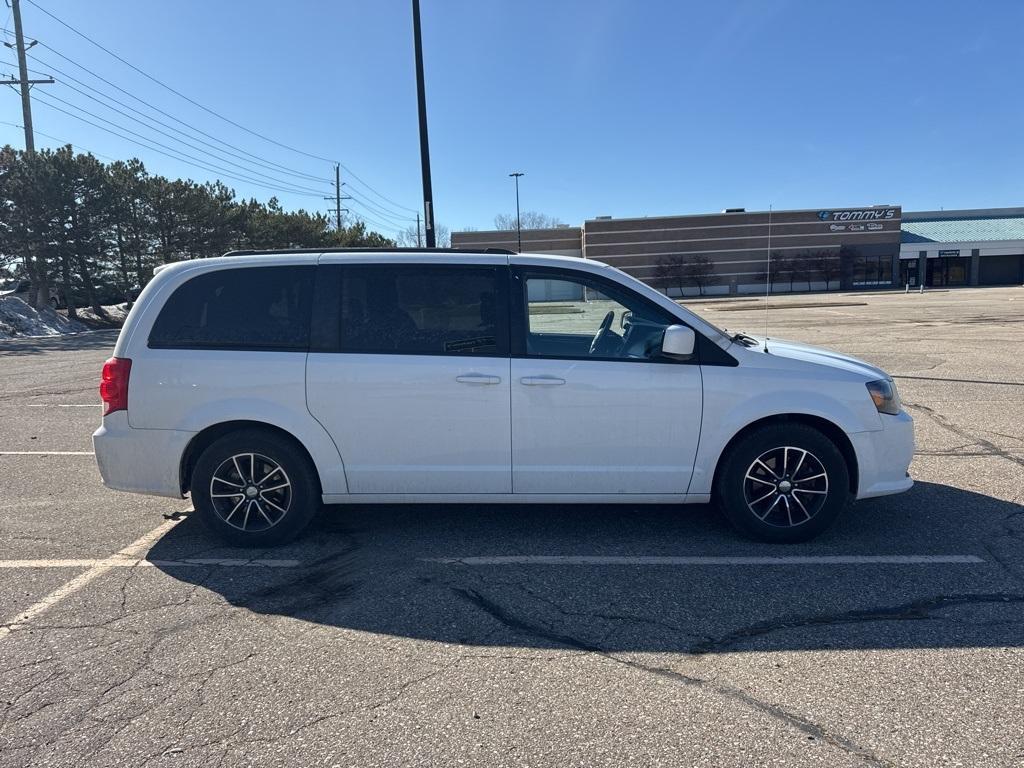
[2, 0, 1022, 238]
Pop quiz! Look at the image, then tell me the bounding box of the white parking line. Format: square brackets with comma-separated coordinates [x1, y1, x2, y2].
[26, 404, 100, 408]
[425, 555, 985, 566]
[0, 558, 301, 569]
[0, 451, 93, 455]
[0, 517, 180, 643]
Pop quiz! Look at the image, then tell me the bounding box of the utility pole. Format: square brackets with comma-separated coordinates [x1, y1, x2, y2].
[2, 0, 54, 153]
[323, 163, 350, 232]
[416, 213, 422, 247]
[411, 0, 435, 248]
[509, 172, 524, 253]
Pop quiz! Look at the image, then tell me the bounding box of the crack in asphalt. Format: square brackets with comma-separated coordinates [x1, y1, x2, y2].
[904, 400, 1024, 470]
[451, 586, 896, 768]
[686, 593, 1024, 655]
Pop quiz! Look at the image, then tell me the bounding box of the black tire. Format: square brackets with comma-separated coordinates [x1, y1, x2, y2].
[190, 429, 320, 547]
[715, 423, 850, 543]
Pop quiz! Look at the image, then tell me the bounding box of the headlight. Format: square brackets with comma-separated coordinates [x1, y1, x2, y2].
[866, 378, 900, 416]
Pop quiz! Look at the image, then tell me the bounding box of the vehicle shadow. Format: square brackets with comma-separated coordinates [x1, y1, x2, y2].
[149, 481, 1024, 654]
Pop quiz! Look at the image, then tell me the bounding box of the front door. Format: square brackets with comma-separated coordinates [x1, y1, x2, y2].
[306, 261, 512, 494]
[510, 267, 702, 494]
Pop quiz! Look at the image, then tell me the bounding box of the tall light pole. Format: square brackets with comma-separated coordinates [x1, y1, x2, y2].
[509, 172, 524, 253]
[412, 0, 436, 248]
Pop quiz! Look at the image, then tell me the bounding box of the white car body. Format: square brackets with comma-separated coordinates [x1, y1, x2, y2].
[93, 251, 913, 513]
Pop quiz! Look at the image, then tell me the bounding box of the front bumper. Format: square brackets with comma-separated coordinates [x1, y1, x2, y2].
[93, 411, 194, 499]
[850, 410, 915, 499]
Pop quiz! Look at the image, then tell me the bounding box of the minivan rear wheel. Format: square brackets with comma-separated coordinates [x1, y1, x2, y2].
[715, 423, 850, 543]
[191, 429, 320, 547]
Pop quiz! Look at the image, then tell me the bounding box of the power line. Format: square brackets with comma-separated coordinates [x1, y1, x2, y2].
[4, 10, 422, 217]
[345, 189, 417, 223]
[24, 39, 420, 215]
[346, 201, 407, 233]
[2, 27, 421, 218]
[33, 89, 328, 196]
[25, 0, 336, 164]
[0, 119, 117, 161]
[0, 118, 402, 240]
[340, 200, 405, 235]
[43, 75, 330, 194]
[11, 38, 331, 183]
[31, 92, 328, 198]
[339, 163, 420, 214]
[8, 65, 412, 219]
[27, 50, 332, 186]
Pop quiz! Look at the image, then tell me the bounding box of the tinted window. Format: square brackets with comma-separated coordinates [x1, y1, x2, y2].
[149, 266, 313, 350]
[331, 265, 507, 356]
[518, 270, 678, 361]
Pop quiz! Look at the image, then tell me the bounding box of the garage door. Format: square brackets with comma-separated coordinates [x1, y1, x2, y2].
[979, 254, 1023, 285]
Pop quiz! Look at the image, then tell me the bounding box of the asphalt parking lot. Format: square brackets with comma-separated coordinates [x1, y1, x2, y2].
[2, 286, 1023, 767]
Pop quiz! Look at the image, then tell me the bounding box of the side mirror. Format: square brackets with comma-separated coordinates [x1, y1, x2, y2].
[619, 310, 633, 329]
[661, 324, 695, 358]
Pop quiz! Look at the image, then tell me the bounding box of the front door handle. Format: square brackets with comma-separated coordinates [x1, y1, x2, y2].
[456, 373, 502, 385]
[520, 375, 566, 386]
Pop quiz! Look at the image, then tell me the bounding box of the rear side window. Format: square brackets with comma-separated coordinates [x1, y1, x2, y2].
[313, 264, 508, 356]
[149, 266, 314, 351]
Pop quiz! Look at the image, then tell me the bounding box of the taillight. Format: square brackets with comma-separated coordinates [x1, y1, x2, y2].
[100, 357, 132, 415]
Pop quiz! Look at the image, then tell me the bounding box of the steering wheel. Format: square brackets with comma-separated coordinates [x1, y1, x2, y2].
[589, 310, 616, 355]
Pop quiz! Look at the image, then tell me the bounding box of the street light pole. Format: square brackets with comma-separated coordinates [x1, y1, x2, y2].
[411, 0, 436, 248]
[509, 172, 524, 253]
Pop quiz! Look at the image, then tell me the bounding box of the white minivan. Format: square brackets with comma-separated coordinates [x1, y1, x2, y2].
[93, 248, 913, 545]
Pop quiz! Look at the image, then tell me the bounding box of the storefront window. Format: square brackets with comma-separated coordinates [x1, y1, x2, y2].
[926, 257, 970, 286]
[853, 255, 893, 286]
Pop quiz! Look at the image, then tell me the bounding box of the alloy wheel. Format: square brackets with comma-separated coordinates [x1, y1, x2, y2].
[209, 452, 292, 532]
[743, 446, 829, 528]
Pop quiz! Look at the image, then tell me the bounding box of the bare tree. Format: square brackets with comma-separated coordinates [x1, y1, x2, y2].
[396, 222, 450, 248]
[682, 253, 718, 296]
[793, 251, 818, 290]
[655, 253, 719, 296]
[756, 251, 788, 293]
[811, 250, 840, 290]
[655, 255, 687, 296]
[493, 211, 566, 230]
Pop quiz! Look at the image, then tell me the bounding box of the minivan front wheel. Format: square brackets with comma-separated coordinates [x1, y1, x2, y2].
[715, 423, 850, 543]
[191, 430, 319, 547]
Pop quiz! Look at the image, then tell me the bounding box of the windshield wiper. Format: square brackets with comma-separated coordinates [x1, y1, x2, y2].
[729, 331, 759, 347]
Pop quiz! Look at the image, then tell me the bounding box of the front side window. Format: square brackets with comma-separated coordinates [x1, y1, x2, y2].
[519, 271, 678, 361]
[334, 264, 507, 356]
[149, 266, 314, 350]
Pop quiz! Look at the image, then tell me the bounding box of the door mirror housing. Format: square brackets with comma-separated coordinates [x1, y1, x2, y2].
[661, 325, 696, 358]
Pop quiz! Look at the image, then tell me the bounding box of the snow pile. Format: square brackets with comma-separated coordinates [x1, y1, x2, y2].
[0, 296, 89, 338]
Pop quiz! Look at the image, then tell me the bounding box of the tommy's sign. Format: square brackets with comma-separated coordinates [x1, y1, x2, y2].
[817, 208, 898, 222]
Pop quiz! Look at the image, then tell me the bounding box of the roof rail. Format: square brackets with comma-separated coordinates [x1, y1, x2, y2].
[221, 246, 515, 257]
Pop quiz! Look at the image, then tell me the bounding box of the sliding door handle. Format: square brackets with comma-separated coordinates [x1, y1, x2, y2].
[520, 375, 566, 386]
[456, 373, 502, 385]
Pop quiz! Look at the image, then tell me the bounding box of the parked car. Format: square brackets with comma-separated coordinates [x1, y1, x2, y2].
[0, 278, 63, 309]
[93, 249, 914, 545]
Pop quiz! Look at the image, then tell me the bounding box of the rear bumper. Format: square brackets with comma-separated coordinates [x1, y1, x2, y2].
[851, 410, 915, 499]
[92, 411, 194, 498]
